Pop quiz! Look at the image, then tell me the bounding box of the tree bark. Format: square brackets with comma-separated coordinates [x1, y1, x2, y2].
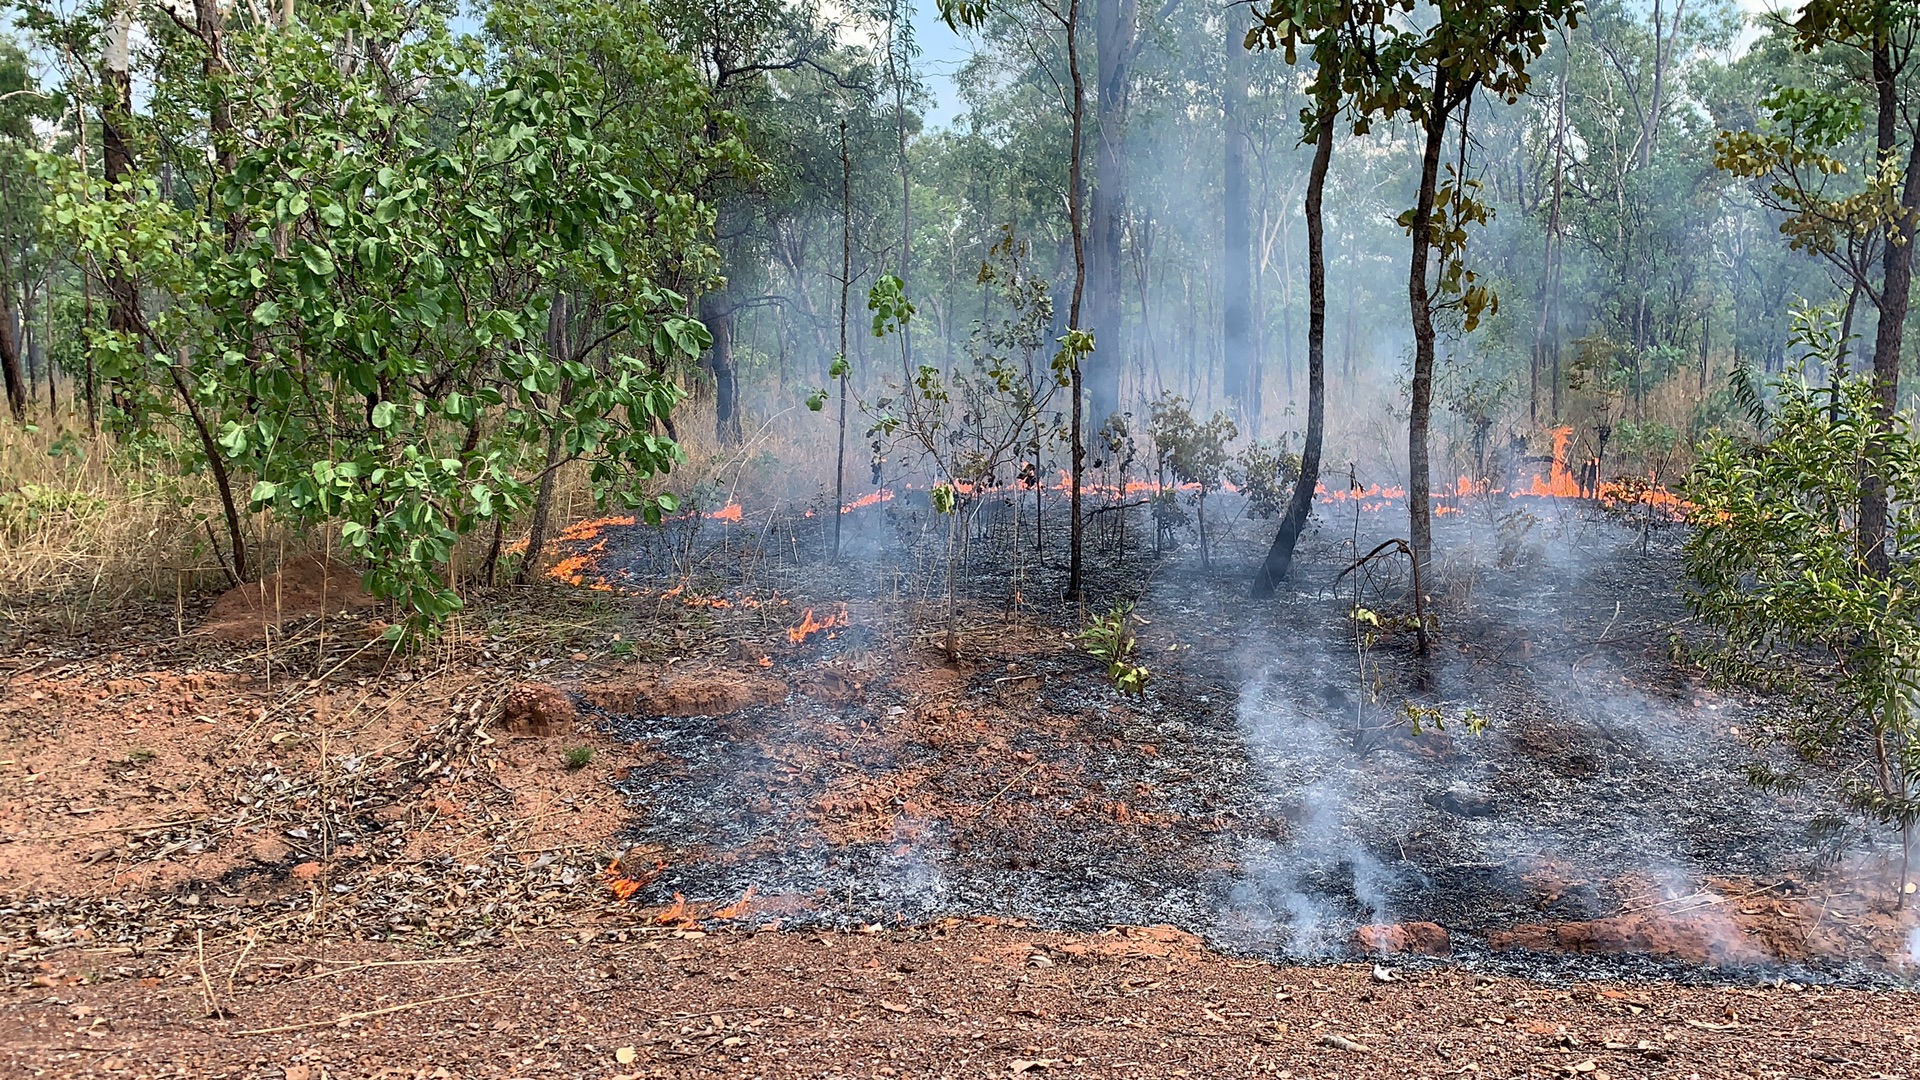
[1407, 71, 1451, 577]
[835, 119, 851, 561]
[0, 272, 24, 421]
[517, 293, 572, 586]
[700, 291, 741, 445]
[102, 3, 137, 350]
[1862, 129, 1920, 575]
[1085, 0, 1139, 426]
[1222, 30, 1257, 430]
[1065, 0, 1089, 603]
[1252, 95, 1335, 596]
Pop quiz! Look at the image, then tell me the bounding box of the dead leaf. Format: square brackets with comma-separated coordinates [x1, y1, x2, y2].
[614, 1046, 638, 1065]
[1010, 1059, 1060, 1074]
[1320, 1033, 1370, 1052]
[880, 1001, 911, 1014]
[1683, 1019, 1741, 1032]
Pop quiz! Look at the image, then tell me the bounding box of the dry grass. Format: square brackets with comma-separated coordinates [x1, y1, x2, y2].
[0, 414, 236, 605]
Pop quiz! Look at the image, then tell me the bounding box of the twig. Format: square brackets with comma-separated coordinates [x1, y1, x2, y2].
[971, 763, 1040, 820]
[196, 930, 227, 1020]
[288, 956, 483, 982]
[230, 988, 497, 1036]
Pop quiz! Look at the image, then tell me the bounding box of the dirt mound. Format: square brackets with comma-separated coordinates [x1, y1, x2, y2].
[1491, 910, 1768, 967]
[1352, 922, 1452, 956]
[501, 683, 578, 735]
[200, 554, 373, 640]
[581, 670, 787, 716]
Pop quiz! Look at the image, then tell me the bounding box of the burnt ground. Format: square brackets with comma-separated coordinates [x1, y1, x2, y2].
[572, 487, 1920, 983]
[2, 486, 1918, 1077]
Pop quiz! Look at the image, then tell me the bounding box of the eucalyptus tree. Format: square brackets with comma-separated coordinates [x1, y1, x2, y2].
[939, 0, 1095, 601]
[1716, 0, 1920, 574]
[1369, 0, 1583, 574]
[1246, 0, 1378, 594]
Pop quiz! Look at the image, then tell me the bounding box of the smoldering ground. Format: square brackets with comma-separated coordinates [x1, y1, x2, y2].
[561, 487, 1919, 986]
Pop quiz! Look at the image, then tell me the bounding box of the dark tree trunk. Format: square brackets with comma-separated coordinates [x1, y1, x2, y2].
[1252, 97, 1335, 596]
[1065, 0, 1089, 603]
[835, 120, 852, 561]
[1085, 0, 1138, 427]
[517, 293, 572, 585]
[700, 291, 741, 445]
[1222, 32, 1257, 430]
[102, 14, 137, 354]
[1407, 73, 1451, 577]
[1862, 127, 1920, 575]
[0, 275, 24, 421]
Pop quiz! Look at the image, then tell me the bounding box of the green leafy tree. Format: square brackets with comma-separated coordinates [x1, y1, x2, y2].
[1685, 305, 1920, 896]
[43, 3, 730, 629]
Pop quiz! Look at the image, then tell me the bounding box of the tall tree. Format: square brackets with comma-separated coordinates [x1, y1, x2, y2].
[1222, 21, 1257, 428]
[1248, 0, 1359, 594]
[1372, 0, 1581, 573]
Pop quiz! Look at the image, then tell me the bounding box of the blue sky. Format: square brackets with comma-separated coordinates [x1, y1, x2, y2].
[910, 0, 974, 129]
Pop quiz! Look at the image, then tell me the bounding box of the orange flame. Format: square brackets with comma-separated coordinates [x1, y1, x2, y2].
[842, 489, 895, 513]
[655, 892, 698, 928]
[1529, 426, 1585, 497]
[709, 887, 758, 920]
[708, 501, 743, 523]
[602, 856, 665, 902]
[788, 603, 851, 645]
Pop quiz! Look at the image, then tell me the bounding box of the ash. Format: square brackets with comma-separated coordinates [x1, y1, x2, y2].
[575, 490, 1909, 986]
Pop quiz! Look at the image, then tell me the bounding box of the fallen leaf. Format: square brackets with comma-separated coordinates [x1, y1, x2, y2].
[614, 1046, 637, 1065]
[1320, 1033, 1370, 1052]
[1683, 1019, 1741, 1032]
[880, 1001, 910, 1014]
[1010, 1059, 1060, 1074]
[1371, 964, 1401, 983]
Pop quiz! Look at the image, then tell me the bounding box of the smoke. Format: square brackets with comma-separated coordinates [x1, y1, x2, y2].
[1223, 657, 1415, 956]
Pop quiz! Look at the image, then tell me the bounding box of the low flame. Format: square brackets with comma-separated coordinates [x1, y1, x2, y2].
[709, 886, 758, 920]
[602, 855, 665, 902]
[655, 892, 698, 928]
[708, 501, 743, 523]
[842, 489, 895, 513]
[788, 603, 851, 645]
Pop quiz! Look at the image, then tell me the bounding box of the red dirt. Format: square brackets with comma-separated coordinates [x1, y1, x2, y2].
[198, 554, 375, 641]
[1352, 922, 1452, 957]
[3, 926, 1915, 1079]
[4, 599, 1919, 1077]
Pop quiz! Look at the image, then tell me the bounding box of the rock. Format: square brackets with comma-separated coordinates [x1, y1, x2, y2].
[502, 682, 577, 735]
[1352, 922, 1452, 957]
[289, 861, 323, 882]
[200, 554, 374, 640]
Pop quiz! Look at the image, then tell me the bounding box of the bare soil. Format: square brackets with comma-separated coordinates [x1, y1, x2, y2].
[5, 923, 1918, 1079]
[3, 503, 1919, 1077]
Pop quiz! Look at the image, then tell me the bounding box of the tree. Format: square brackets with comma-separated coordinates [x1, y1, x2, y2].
[1370, 0, 1582, 573]
[1715, 0, 1920, 575]
[1685, 306, 1920, 899]
[43, 1, 730, 628]
[1246, 0, 1364, 593]
[940, 0, 1095, 601]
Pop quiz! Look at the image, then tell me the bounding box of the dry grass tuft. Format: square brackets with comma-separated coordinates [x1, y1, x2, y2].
[0, 416, 234, 605]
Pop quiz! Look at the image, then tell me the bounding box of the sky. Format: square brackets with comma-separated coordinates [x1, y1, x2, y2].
[910, 0, 973, 130]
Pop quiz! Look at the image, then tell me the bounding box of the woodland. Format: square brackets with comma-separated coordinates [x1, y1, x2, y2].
[2, 0, 1920, 1073]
